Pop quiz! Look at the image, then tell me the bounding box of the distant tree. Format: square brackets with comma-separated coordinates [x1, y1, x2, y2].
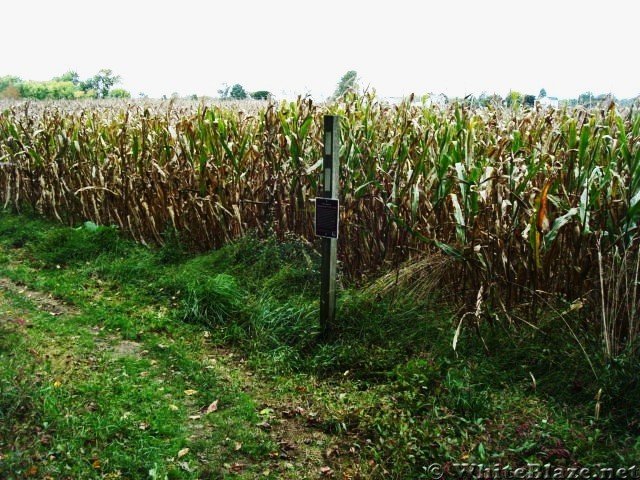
[54, 70, 80, 86]
[251, 90, 271, 100]
[81, 89, 98, 99]
[578, 92, 594, 106]
[0, 69, 124, 101]
[19, 80, 77, 100]
[81, 69, 121, 98]
[524, 94, 536, 106]
[0, 84, 21, 99]
[0, 75, 22, 90]
[595, 93, 614, 102]
[229, 84, 247, 100]
[538, 88, 547, 98]
[109, 88, 131, 99]
[218, 83, 230, 99]
[0, 75, 22, 96]
[50, 81, 78, 99]
[332, 70, 358, 99]
[18, 81, 46, 100]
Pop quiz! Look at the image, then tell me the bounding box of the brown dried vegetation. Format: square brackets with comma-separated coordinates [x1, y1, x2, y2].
[1, 95, 638, 351]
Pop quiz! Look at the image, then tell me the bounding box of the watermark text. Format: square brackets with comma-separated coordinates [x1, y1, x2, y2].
[425, 463, 639, 479]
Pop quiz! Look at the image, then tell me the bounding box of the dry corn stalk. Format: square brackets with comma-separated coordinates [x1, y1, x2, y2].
[0, 95, 638, 350]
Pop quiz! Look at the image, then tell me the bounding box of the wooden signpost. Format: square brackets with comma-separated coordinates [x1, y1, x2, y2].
[316, 115, 340, 339]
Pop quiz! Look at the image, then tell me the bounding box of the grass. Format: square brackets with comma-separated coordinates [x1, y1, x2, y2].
[0, 281, 276, 479]
[0, 209, 638, 478]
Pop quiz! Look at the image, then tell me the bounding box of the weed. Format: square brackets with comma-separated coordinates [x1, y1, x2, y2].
[157, 228, 190, 264]
[179, 273, 245, 326]
[443, 367, 490, 421]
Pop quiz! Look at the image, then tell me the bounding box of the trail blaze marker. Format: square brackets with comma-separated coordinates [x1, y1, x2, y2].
[318, 115, 340, 339]
[315, 198, 339, 239]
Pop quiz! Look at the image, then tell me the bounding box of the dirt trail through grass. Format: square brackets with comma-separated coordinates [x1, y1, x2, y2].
[0, 274, 362, 479]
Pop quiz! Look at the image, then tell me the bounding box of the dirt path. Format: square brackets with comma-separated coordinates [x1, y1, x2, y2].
[0, 274, 365, 479]
[0, 277, 77, 316]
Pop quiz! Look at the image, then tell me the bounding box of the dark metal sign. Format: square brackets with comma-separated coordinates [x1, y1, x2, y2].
[315, 198, 339, 239]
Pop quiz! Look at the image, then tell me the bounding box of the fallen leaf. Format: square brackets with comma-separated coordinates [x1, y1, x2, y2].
[53, 380, 62, 388]
[92, 459, 101, 469]
[188, 415, 201, 420]
[169, 404, 179, 411]
[230, 463, 245, 472]
[234, 442, 242, 451]
[320, 466, 335, 476]
[279, 441, 296, 451]
[177, 448, 189, 458]
[138, 422, 149, 430]
[177, 461, 195, 473]
[184, 389, 197, 396]
[256, 421, 272, 430]
[324, 445, 340, 458]
[205, 399, 219, 413]
[26, 466, 38, 477]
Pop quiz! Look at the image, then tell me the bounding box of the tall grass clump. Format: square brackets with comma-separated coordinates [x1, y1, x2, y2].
[32, 221, 123, 267]
[179, 273, 244, 326]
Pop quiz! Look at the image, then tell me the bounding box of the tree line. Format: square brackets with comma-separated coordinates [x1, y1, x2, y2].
[2, 68, 637, 106]
[0, 70, 130, 100]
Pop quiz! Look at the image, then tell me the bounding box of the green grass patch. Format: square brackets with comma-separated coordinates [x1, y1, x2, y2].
[0, 287, 278, 479]
[0, 209, 638, 478]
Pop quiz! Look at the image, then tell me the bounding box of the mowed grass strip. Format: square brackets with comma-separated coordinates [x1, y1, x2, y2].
[0, 279, 278, 479]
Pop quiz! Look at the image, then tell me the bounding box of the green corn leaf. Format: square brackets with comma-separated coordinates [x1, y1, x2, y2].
[544, 207, 579, 246]
[299, 116, 313, 141]
[578, 124, 590, 161]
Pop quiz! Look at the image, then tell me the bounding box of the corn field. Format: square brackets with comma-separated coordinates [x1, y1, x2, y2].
[1, 94, 639, 354]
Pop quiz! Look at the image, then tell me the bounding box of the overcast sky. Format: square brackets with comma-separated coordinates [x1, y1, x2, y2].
[2, 0, 639, 100]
